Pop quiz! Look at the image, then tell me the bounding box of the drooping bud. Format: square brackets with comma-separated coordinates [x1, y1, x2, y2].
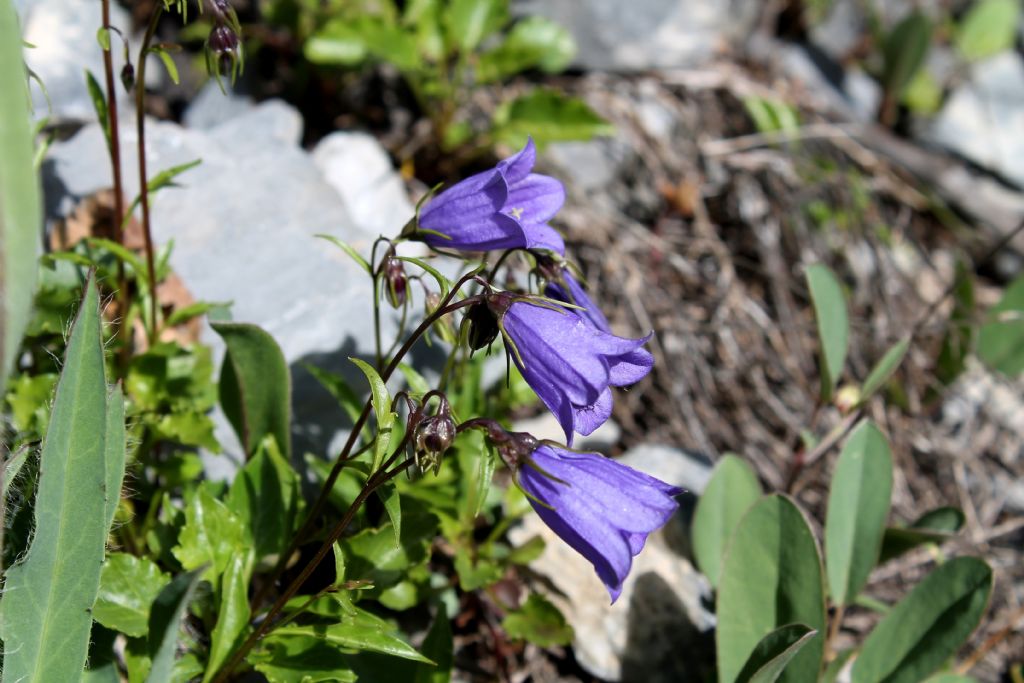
[120, 63, 135, 92]
[383, 256, 407, 309]
[465, 300, 500, 351]
[413, 396, 456, 474]
[206, 23, 243, 86]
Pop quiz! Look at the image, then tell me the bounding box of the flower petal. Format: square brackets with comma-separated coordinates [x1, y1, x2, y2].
[419, 169, 506, 231]
[524, 223, 566, 255]
[505, 174, 565, 225]
[496, 137, 536, 185]
[422, 212, 526, 251]
[547, 272, 611, 332]
[607, 347, 654, 386]
[572, 386, 613, 436]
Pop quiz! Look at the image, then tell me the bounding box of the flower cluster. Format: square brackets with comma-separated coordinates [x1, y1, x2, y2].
[415, 140, 678, 600]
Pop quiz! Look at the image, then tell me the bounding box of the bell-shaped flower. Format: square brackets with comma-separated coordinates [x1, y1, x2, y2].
[494, 295, 653, 442]
[519, 444, 681, 602]
[416, 138, 565, 254]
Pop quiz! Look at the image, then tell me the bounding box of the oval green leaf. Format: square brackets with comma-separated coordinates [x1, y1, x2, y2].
[806, 264, 849, 400]
[691, 454, 761, 589]
[955, 0, 1020, 62]
[977, 273, 1024, 376]
[883, 11, 933, 97]
[212, 321, 292, 460]
[716, 495, 826, 683]
[825, 421, 893, 606]
[851, 556, 993, 683]
[0, 275, 110, 682]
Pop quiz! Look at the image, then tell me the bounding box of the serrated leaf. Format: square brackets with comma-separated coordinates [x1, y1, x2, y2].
[248, 635, 357, 683]
[978, 273, 1024, 376]
[955, 0, 1020, 62]
[492, 89, 614, 149]
[146, 568, 204, 683]
[172, 484, 247, 578]
[806, 264, 849, 400]
[825, 421, 893, 605]
[477, 16, 575, 83]
[213, 321, 292, 459]
[851, 557, 993, 683]
[716, 495, 826, 683]
[93, 553, 171, 637]
[736, 623, 817, 683]
[861, 338, 910, 401]
[350, 356, 395, 472]
[1, 1, 41, 396]
[692, 454, 762, 589]
[0, 275, 110, 682]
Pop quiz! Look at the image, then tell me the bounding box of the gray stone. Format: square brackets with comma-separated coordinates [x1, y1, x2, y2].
[926, 52, 1024, 189]
[512, 0, 759, 71]
[182, 81, 255, 130]
[42, 101, 422, 465]
[508, 443, 716, 682]
[809, 0, 865, 61]
[313, 131, 415, 239]
[18, 0, 153, 122]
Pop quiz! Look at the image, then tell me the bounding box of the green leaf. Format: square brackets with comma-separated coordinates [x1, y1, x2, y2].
[93, 553, 171, 637]
[172, 484, 247, 578]
[150, 46, 180, 84]
[978, 273, 1024, 376]
[227, 435, 303, 560]
[0, 0, 41, 396]
[248, 634, 357, 682]
[821, 648, 854, 683]
[413, 604, 453, 683]
[456, 429, 495, 522]
[806, 264, 849, 400]
[955, 0, 1020, 62]
[213, 321, 292, 459]
[716, 495, 826, 683]
[350, 356, 396, 472]
[85, 70, 110, 148]
[825, 421, 893, 606]
[0, 275, 110, 682]
[103, 384, 126, 533]
[925, 675, 978, 683]
[342, 499, 437, 590]
[305, 17, 420, 71]
[936, 260, 974, 385]
[851, 557, 993, 683]
[491, 89, 614, 149]
[122, 159, 201, 230]
[304, 362, 365, 425]
[902, 69, 943, 115]
[447, 0, 506, 53]
[882, 11, 933, 97]
[879, 507, 965, 564]
[84, 624, 120, 683]
[96, 26, 111, 51]
[691, 454, 761, 589]
[861, 338, 910, 401]
[398, 362, 431, 395]
[273, 607, 432, 663]
[395, 256, 452, 298]
[741, 97, 800, 134]
[477, 16, 575, 83]
[2, 444, 31, 500]
[164, 300, 231, 327]
[204, 552, 253, 682]
[502, 594, 574, 647]
[316, 233, 373, 276]
[378, 479, 403, 547]
[146, 568, 204, 683]
[735, 623, 817, 683]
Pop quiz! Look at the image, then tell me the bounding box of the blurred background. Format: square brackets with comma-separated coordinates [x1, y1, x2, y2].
[12, 0, 1024, 680]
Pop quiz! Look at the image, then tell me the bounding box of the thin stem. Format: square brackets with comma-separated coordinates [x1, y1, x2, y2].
[212, 458, 415, 682]
[135, 8, 163, 344]
[250, 273, 484, 610]
[100, 0, 131, 370]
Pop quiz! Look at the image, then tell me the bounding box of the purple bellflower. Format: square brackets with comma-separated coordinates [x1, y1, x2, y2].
[545, 270, 611, 333]
[519, 444, 682, 601]
[490, 294, 653, 442]
[416, 138, 566, 254]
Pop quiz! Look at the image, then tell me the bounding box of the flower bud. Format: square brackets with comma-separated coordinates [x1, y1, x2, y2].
[413, 404, 456, 475]
[466, 300, 499, 351]
[120, 63, 135, 92]
[206, 24, 242, 84]
[383, 256, 407, 309]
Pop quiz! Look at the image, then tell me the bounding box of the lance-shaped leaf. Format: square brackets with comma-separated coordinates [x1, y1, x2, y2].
[213, 321, 291, 460]
[0, 0, 41, 395]
[227, 435, 303, 560]
[716, 495, 826, 683]
[204, 551, 253, 682]
[736, 623, 818, 683]
[0, 275, 110, 682]
[350, 357, 396, 473]
[146, 568, 205, 683]
[851, 557, 992, 683]
[692, 454, 762, 589]
[825, 421, 893, 606]
[271, 606, 432, 663]
[806, 264, 849, 400]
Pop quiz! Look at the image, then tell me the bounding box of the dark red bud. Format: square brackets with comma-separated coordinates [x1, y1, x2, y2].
[384, 257, 407, 309]
[120, 63, 135, 92]
[466, 301, 499, 350]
